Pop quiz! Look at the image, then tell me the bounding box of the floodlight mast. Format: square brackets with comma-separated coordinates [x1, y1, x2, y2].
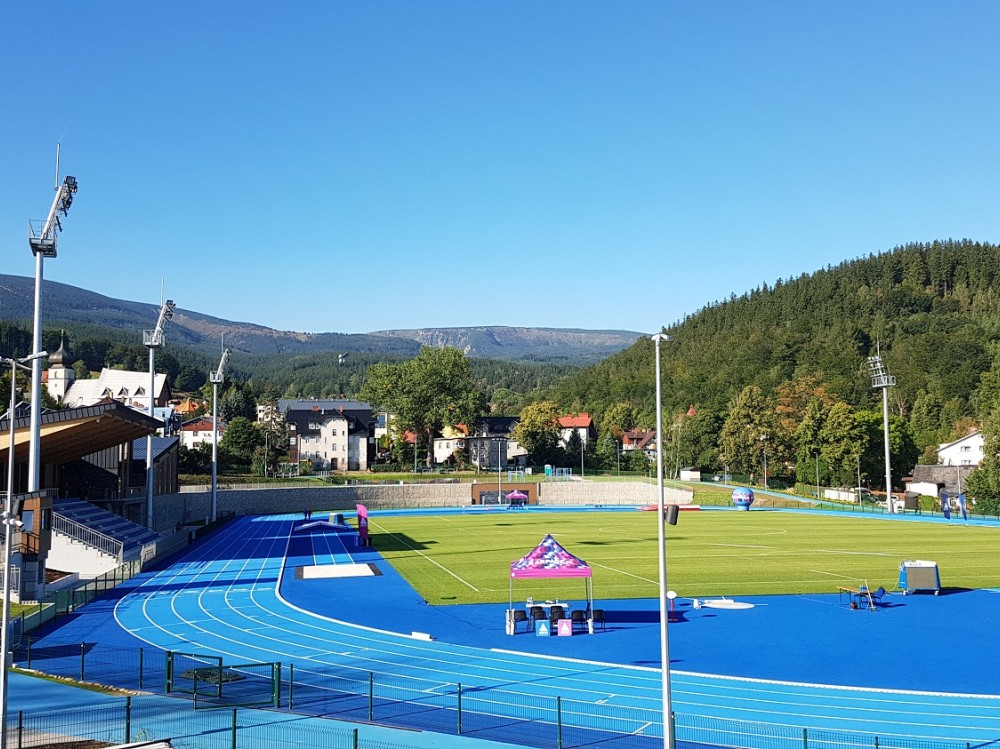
[210, 347, 232, 523]
[867, 354, 896, 514]
[2, 351, 46, 749]
[143, 300, 175, 529]
[27, 150, 79, 492]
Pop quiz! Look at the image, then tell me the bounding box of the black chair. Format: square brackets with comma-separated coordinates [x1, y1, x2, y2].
[591, 609, 606, 631]
[549, 606, 566, 626]
[512, 609, 529, 633]
[530, 606, 546, 624]
[570, 609, 587, 632]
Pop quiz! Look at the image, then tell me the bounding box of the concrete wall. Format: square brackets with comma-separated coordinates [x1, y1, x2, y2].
[538, 481, 692, 506]
[152, 481, 694, 532]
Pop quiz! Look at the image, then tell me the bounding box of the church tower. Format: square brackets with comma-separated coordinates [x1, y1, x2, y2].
[46, 332, 76, 404]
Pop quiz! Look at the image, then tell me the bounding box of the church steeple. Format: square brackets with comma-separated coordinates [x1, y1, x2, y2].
[49, 331, 75, 367]
[46, 331, 76, 403]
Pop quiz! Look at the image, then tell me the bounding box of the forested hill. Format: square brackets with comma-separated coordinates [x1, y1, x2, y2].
[553, 239, 997, 442]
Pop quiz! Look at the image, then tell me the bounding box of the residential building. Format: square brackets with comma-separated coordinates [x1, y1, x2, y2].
[433, 424, 469, 465]
[622, 429, 656, 461]
[179, 415, 227, 450]
[558, 413, 596, 447]
[937, 431, 984, 467]
[465, 417, 527, 470]
[280, 399, 373, 471]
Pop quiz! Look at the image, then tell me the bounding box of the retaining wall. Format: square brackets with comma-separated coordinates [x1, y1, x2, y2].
[152, 481, 694, 532]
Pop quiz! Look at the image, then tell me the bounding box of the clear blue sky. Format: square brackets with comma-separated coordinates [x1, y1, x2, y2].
[3, 2, 999, 335]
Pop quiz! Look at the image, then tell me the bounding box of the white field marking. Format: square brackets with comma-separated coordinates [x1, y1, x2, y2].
[803, 549, 898, 557]
[424, 683, 451, 693]
[633, 721, 654, 735]
[370, 521, 479, 591]
[590, 561, 657, 585]
[705, 543, 771, 549]
[811, 569, 860, 579]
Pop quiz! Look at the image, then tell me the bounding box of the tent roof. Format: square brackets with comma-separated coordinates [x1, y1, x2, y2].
[510, 534, 592, 579]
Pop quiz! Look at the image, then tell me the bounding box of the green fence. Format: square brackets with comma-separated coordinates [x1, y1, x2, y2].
[3, 695, 416, 749]
[9, 640, 976, 749]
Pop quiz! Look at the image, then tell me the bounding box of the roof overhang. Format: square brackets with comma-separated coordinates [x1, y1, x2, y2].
[0, 401, 161, 465]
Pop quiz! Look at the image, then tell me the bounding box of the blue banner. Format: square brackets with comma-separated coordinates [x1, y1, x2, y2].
[940, 491, 951, 520]
[958, 493, 967, 521]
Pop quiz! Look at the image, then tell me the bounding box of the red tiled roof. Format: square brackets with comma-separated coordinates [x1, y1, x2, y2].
[558, 413, 592, 429]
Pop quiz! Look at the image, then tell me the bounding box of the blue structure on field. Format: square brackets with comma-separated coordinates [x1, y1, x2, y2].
[732, 488, 754, 511]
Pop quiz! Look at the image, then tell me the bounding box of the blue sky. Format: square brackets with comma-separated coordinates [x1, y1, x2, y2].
[3, 2, 999, 335]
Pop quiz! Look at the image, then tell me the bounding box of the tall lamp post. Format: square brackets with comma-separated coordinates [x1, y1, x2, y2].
[2, 351, 47, 749]
[814, 451, 820, 501]
[209, 346, 231, 523]
[143, 300, 175, 529]
[651, 332, 674, 749]
[27, 160, 78, 492]
[759, 434, 768, 491]
[867, 353, 896, 514]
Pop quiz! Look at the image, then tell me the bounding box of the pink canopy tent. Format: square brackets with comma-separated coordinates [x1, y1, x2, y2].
[508, 534, 593, 612]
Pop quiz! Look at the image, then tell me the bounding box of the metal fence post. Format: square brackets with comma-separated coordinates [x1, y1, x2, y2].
[457, 683, 462, 734]
[125, 695, 131, 744]
[17, 710, 23, 749]
[874, 737, 879, 749]
[80, 642, 86, 682]
[25, 636, 31, 669]
[352, 727, 358, 749]
[803, 727, 808, 748]
[557, 695, 563, 749]
[368, 672, 374, 721]
[288, 664, 294, 710]
[231, 708, 237, 749]
[273, 663, 281, 708]
[165, 651, 174, 693]
[138, 647, 144, 690]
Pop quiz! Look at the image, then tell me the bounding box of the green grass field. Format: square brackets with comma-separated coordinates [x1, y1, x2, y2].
[367, 509, 999, 605]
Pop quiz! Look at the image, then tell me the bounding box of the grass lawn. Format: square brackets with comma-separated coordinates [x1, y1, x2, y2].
[367, 509, 999, 605]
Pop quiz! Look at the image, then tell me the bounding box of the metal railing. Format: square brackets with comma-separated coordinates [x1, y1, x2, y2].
[52, 512, 124, 563]
[8, 641, 974, 749]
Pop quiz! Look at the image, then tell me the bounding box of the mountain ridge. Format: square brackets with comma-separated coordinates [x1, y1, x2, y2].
[0, 274, 643, 363]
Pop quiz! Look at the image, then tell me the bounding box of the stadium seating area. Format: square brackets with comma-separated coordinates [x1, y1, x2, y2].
[53, 498, 162, 560]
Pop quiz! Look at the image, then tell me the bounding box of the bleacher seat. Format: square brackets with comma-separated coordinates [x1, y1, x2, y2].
[53, 498, 162, 560]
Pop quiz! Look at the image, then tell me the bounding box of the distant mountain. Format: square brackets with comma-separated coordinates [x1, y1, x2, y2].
[370, 327, 643, 362]
[0, 274, 642, 364]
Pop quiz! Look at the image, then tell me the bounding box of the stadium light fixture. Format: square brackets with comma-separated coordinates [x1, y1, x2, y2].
[651, 332, 675, 749]
[866, 353, 896, 514]
[210, 344, 232, 523]
[1, 350, 46, 749]
[143, 300, 175, 529]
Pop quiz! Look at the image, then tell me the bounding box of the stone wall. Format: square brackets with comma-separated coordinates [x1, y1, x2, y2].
[537, 481, 692, 506]
[152, 481, 694, 532]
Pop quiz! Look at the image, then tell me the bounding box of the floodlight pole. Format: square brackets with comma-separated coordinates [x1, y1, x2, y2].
[2, 351, 46, 749]
[651, 332, 674, 749]
[759, 434, 768, 491]
[867, 353, 896, 514]
[143, 300, 175, 529]
[498, 439, 502, 503]
[210, 345, 231, 523]
[814, 451, 820, 501]
[27, 152, 78, 492]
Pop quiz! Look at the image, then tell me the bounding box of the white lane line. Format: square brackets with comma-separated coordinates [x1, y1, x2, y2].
[369, 521, 479, 591]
